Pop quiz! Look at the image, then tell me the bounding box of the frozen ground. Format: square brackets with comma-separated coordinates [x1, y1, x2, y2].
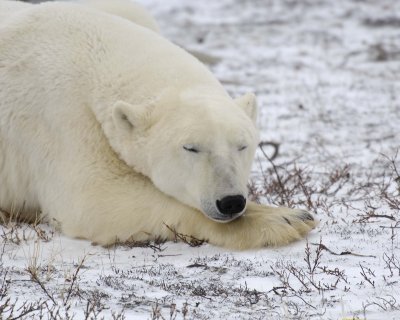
[1, 0, 400, 319]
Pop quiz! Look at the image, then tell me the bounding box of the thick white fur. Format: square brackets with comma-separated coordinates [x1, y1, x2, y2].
[0, 0, 28, 23]
[0, 1, 316, 249]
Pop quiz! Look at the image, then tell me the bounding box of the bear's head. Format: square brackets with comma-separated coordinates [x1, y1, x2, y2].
[110, 88, 259, 222]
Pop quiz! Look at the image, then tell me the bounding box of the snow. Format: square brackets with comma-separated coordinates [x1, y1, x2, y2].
[1, 0, 400, 319]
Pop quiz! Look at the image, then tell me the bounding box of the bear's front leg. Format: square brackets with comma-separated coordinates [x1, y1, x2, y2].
[57, 174, 316, 250]
[170, 202, 317, 250]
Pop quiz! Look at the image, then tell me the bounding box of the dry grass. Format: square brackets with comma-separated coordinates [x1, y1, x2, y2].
[2, 0, 400, 318]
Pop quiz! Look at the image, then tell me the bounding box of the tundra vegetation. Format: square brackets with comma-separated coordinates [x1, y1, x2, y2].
[1, 0, 399, 319]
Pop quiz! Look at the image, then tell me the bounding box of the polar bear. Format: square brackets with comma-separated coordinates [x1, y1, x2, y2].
[0, 1, 316, 249]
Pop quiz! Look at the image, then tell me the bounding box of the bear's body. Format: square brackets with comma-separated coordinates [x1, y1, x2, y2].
[0, 0, 28, 23]
[0, 1, 315, 249]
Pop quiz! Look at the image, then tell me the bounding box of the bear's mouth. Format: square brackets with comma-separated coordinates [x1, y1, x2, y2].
[200, 199, 246, 223]
[208, 213, 243, 223]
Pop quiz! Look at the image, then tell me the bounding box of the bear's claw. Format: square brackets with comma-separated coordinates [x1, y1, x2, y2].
[298, 210, 315, 222]
[283, 217, 292, 225]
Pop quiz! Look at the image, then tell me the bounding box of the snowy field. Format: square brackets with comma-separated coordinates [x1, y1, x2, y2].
[1, 0, 400, 319]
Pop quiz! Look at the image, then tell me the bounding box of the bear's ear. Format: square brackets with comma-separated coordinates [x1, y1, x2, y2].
[112, 100, 152, 133]
[235, 92, 257, 124]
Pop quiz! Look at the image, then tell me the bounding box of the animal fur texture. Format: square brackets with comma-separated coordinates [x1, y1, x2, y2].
[0, 0, 316, 249]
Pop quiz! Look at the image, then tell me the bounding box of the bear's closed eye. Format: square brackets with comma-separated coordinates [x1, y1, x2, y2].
[183, 145, 199, 153]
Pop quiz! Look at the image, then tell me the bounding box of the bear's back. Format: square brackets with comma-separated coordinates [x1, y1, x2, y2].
[0, 2, 222, 106]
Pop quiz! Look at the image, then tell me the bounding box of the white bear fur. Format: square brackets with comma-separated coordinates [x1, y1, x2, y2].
[0, 0, 28, 23]
[0, 0, 315, 249]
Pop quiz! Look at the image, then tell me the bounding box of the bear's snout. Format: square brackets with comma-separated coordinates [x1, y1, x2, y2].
[216, 195, 246, 216]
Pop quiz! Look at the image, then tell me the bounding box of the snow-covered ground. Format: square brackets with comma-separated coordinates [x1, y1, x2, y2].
[1, 0, 400, 319]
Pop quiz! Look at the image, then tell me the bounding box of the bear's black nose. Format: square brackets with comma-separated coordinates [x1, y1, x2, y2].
[216, 195, 246, 215]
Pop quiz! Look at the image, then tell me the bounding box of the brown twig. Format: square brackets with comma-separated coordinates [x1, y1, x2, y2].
[164, 223, 205, 247]
[311, 242, 376, 258]
[258, 141, 280, 161]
